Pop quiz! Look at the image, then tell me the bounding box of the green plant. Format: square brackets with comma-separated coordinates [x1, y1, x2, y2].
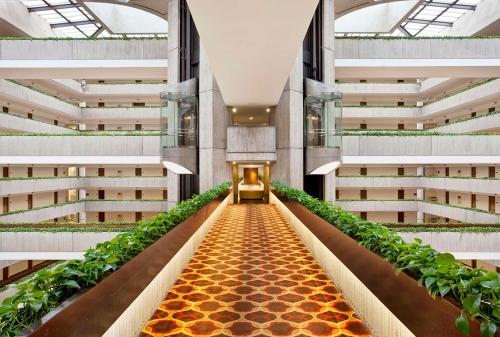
[0, 182, 229, 336]
[336, 36, 500, 40]
[272, 181, 499, 337]
[394, 227, 500, 233]
[0, 227, 133, 233]
[0, 131, 161, 136]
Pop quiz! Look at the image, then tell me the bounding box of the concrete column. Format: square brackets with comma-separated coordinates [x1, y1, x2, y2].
[78, 167, 86, 223]
[324, 172, 336, 203]
[274, 50, 304, 189]
[417, 211, 424, 224]
[417, 166, 425, 176]
[231, 163, 239, 204]
[199, 46, 231, 192]
[78, 123, 86, 131]
[263, 163, 270, 203]
[416, 122, 424, 130]
[323, 0, 336, 202]
[167, 170, 179, 210]
[416, 165, 424, 223]
[166, 0, 180, 209]
[168, 0, 180, 85]
[323, 0, 335, 86]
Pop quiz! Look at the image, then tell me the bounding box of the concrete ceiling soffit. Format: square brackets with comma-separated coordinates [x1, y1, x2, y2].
[335, 0, 409, 18]
[80, 0, 167, 19]
[84, 2, 167, 34]
[336, 0, 420, 33]
[187, 0, 319, 107]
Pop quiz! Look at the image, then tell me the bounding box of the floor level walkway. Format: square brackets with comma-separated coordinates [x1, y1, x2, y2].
[141, 204, 371, 337]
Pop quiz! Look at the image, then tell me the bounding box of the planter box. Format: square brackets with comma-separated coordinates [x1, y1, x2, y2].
[26, 192, 230, 337]
[273, 193, 491, 337]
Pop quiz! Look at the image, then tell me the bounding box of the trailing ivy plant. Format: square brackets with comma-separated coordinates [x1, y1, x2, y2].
[272, 181, 499, 337]
[0, 182, 230, 336]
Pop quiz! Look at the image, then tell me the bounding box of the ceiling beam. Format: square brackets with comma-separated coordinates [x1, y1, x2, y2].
[422, 1, 476, 10]
[28, 3, 82, 12]
[51, 20, 97, 28]
[405, 18, 453, 27]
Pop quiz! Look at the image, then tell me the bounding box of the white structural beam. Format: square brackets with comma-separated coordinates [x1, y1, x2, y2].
[0, 156, 161, 165]
[0, 252, 84, 260]
[0, 60, 168, 80]
[187, 0, 318, 107]
[342, 156, 500, 165]
[336, 59, 500, 78]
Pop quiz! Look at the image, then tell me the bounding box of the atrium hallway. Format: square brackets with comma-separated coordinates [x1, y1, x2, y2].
[141, 204, 371, 337]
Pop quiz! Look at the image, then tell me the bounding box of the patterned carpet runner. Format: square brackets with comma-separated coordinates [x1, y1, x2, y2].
[141, 204, 371, 337]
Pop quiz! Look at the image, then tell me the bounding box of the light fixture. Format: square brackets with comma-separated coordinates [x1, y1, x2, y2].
[232, 107, 237, 113]
[266, 161, 270, 164]
[232, 161, 236, 165]
[249, 117, 253, 120]
[266, 108, 271, 113]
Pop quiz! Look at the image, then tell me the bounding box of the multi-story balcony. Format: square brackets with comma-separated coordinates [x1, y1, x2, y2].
[336, 176, 500, 195]
[0, 113, 77, 134]
[336, 200, 500, 223]
[0, 176, 168, 196]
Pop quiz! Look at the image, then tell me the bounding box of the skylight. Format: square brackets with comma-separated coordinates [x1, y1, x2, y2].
[18, 0, 168, 38]
[401, 0, 483, 36]
[336, 0, 483, 37]
[19, 0, 101, 37]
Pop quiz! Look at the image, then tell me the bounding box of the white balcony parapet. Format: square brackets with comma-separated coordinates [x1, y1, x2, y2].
[422, 79, 500, 118]
[84, 200, 168, 212]
[343, 107, 419, 119]
[0, 232, 120, 252]
[81, 107, 161, 121]
[0, 200, 167, 223]
[343, 135, 500, 157]
[0, 113, 78, 134]
[0, 202, 84, 223]
[336, 176, 500, 195]
[0, 176, 168, 196]
[83, 176, 168, 189]
[0, 80, 80, 119]
[431, 112, 500, 134]
[336, 200, 500, 223]
[0, 135, 160, 157]
[398, 232, 500, 254]
[336, 200, 418, 212]
[84, 83, 168, 98]
[335, 38, 500, 59]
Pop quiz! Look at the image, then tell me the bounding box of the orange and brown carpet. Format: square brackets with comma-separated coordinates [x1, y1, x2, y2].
[141, 204, 372, 337]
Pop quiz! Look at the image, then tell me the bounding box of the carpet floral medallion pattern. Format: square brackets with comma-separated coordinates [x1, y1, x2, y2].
[142, 204, 371, 337]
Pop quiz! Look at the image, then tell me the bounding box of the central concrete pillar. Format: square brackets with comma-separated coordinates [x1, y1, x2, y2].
[166, 0, 180, 210]
[274, 50, 304, 190]
[199, 46, 231, 193]
[78, 166, 86, 223]
[323, 0, 336, 203]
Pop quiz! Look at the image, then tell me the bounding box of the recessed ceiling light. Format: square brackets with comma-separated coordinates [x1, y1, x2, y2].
[249, 117, 253, 120]
[266, 108, 271, 112]
[232, 107, 237, 113]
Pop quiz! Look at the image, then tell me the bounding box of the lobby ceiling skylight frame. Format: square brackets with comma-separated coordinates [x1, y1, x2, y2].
[20, 0, 101, 37]
[402, 0, 481, 36]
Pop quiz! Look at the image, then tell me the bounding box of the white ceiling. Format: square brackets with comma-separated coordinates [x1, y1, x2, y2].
[186, 0, 319, 107]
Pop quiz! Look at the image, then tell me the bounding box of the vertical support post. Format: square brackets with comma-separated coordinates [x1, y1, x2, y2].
[232, 163, 239, 204]
[263, 163, 270, 203]
[416, 166, 425, 223]
[78, 166, 86, 223]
